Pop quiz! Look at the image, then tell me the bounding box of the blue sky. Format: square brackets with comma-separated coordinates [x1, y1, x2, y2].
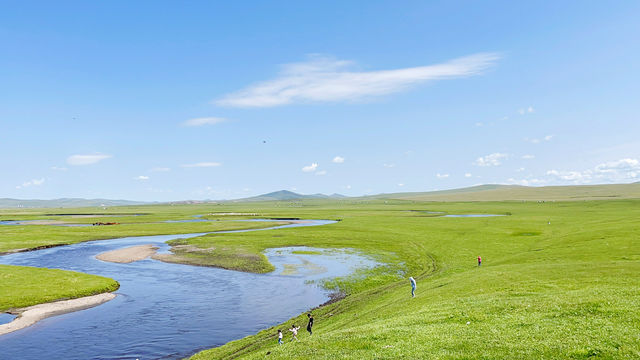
[1, 1, 639, 201]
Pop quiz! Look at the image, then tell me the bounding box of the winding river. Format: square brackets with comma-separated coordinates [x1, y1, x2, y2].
[0, 220, 376, 359]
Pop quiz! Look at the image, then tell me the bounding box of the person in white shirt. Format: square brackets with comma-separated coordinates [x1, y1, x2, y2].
[289, 324, 300, 341]
[409, 276, 416, 297]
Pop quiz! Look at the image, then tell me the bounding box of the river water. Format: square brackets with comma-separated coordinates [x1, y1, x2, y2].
[0, 220, 375, 359]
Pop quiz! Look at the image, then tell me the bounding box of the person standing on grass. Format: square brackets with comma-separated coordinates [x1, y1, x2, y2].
[277, 329, 283, 345]
[409, 276, 416, 297]
[289, 324, 300, 341]
[306, 313, 314, 335]
[477, 256, 482, 267]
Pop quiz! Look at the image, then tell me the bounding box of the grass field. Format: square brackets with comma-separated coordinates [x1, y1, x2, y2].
[1, 199, 639, 359]
[185, 199, 640, 359]
[0, 265, 119, 311]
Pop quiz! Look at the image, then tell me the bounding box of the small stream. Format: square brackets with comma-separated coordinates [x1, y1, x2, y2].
[0, 220, 376, 359]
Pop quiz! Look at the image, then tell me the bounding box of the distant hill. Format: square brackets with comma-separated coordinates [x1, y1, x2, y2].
[233, 190, 347, 202]
[378, 183, 640, 201]
[0, 198, 151, 208]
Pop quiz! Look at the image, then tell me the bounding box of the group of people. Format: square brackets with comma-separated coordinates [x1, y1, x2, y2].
[408, 256, 482, 298]
[277, 313, 314, 345]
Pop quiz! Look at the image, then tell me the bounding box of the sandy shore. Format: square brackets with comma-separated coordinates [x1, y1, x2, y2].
[0, 292, 116, 336]
[96, 244, 158, 263]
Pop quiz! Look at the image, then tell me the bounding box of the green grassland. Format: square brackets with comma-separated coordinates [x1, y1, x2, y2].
[0, 265, 119, 311]
[1, 198, 639, 359]
[186, 199, 640, 359]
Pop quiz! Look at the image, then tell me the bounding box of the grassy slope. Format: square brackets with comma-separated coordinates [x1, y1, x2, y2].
[385, 183, 640, 201]
[189, 199, 640, 359]
[0, 265, 119, 311]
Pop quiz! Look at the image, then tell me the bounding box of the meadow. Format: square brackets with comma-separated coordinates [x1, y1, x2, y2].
[1, 199, 639, 359]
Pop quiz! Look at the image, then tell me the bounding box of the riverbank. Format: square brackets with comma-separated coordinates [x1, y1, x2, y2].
[0, 292, 116, 336]
[96, 244, 158, 263]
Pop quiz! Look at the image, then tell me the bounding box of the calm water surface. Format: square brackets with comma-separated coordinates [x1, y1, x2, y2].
[0, 220, 375, 360]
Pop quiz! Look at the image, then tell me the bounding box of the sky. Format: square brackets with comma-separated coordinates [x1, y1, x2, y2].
[1, 1, 639, 201]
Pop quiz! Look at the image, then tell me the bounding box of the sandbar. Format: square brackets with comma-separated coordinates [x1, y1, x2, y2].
[0, 292, 116, 336]
[96, 244, 158, 263]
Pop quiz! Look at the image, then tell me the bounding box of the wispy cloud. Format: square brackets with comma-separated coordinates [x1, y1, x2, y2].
[316, 170, 327, 176]
[464, 173, 472, 178]
[134, 175, 150, 181]
[216, 53, 500, 107]
[302, 163, 318, 172]
[16, 178, 45, 189]
[525, 134, 554, 144]
[50, 166, 68, 171]
[332, 156, 345, 163]
[518, 106, 534, 115]
[67, 154, 112, 166]
[522, 154, 535, 159]
[474, 153, 508, 167]
[436, 173, 450, 179]
[181, 162, 222, 168]
[383, 163, 396, 168]
[182, 117, 227, 127]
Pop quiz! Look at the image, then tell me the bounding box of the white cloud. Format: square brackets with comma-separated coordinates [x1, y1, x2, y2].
[67, 154, 112, 166]
[436, 173, 450, 179]
[332, 156, 345, 163]
[525, 135, 554, 144]
[475, 122, 483, 127]
[345, 185, 352, 189]
[134, 175, 150, 181]
[182, 117, 227, 127]
[383, 163, 396, 168]
[181, 162, 222, 168]
[16, 178, 45, 189]
[302, 163, 318, 172]
[522, 154, 535, 159]
[316, 170, 327, 176]
[398, 183, 404, 187]
[464, 173, 472, 178]
[516, 167, 526, 172]
[151, 167, 171, 172]
[518, 106, 534, 115]
[474, 153, 508, 167]
[545, 158, 640, 184]
[506, 178, 546, 186]
[50, 166, 68, 171]
[216, 53, 500, 107]
[546, 170, 589, 182]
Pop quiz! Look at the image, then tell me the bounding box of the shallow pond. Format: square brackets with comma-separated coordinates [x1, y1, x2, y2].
[0, 220, 375, 359]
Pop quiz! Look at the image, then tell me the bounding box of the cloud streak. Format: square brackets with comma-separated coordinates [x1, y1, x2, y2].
[67, 154, 112, 166]
[16, 178, 45, 189]
[182, 117, 227, 127]
[216, 53, 500, 107]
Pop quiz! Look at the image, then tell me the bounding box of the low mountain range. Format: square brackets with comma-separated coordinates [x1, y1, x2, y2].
[2, 182, 639, 208]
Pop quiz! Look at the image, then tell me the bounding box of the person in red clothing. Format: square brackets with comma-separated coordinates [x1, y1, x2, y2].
[477, 256, 482, 267]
